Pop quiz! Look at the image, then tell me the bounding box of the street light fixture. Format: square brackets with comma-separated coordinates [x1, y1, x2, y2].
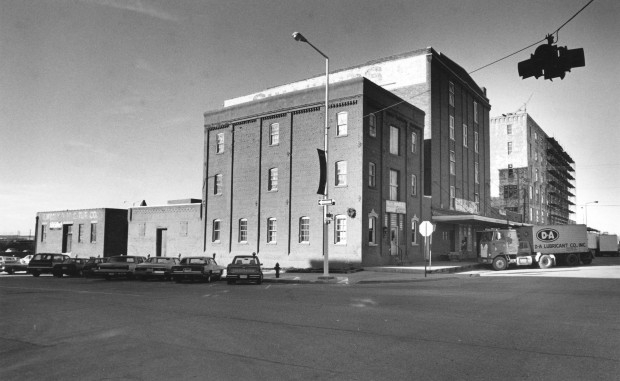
[292, 31, 332, 279]
[585, 201, 598, 227]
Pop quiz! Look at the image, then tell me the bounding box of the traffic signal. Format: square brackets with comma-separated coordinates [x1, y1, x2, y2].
[518, 40, 585, 80]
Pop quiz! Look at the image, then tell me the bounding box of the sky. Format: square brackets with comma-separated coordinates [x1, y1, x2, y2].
[1, 0, 618, 236]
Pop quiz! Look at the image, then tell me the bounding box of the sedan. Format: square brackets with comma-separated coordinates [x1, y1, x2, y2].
[171, 256, 225, 283]
[134, 257, 180, 281]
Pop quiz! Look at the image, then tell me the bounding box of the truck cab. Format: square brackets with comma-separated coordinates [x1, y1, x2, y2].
[478, 229, 532, 270]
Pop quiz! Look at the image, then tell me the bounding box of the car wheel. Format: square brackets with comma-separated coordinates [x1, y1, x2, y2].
[492, 256, 507, 271]
[257, 276, 263, 285]
[538, 255, 553, 269]
[53, 271, 63, 278]
[105, 275, 111, 280]
[31, 271, 40, 277]
[205, 272, 212, 283]
[6, 268, 14, 275]
[174, 276, 182, 283]
[227, 279, 235, 285]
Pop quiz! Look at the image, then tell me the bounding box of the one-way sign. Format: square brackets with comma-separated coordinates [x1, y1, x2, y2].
[318, 199, 335, 206]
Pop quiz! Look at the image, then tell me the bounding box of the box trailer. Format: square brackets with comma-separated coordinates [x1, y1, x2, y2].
[597, 234, 619, 256]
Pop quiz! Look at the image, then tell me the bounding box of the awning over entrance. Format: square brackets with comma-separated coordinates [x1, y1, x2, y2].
[432, 214, 532, 228]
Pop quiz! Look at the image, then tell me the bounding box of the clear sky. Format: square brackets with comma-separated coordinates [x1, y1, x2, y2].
[1, 0, 618, 236]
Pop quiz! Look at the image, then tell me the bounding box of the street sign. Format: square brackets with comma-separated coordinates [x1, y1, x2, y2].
[419, 221, 434, 237]
[318, 199, 335, 206]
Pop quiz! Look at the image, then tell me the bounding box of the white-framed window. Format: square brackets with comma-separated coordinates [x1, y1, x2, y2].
[267, 218, 277, 243]
[507, 142, 513, 155]
[337, 112, 348, 136]
[299, 217, 310, 243]
[389, 125, 400, 155]
[450, 150, 456, 175]
[212, 219, 221, 242]
[411, 174, 417, 196]
[368, 162, 376, 188]
[369, 114, 376, 137]
[216, 133, 224, 153]
[335, 161, 347, 186]
[214, 174, 222, 195]
[368, 215, 377, 245]
[238, 219, 247, 243]
[450, 186, 456, 209]
[269, 123, 279, 145]
[473, 101, 478, 123]
[507, 124, 512, 135]
[449, 116, 455, 140]
[335, 215, 347, 244]
[463, 124, 468, 147]
[449, 81, 455, 107]
[268, 168, 278, 191]
[389, 169, 399, 201]
[474, 131, 479, 153]
[475, 162, 479, 184]
[90, 223, 97, 243]
[411, 132, 417, 153]
[411, 218, 418, 245]
[78, 224, 84, 243]
[529, 186, 533, 200]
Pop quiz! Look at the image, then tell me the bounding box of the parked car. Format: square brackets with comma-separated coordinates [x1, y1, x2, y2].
[52, 257, 89, 277]
[134, 257, 180, 281]
[27, 253, 70, 277]
[1, 256, 27, 274]
[226, 254, 263, 284]
[95, 255, 147, 280]
[171, 256, 225, 283]
[82, 257, 108, 278]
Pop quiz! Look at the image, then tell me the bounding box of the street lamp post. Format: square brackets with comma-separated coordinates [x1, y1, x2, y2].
[292, 31, 332, 278]
[585, 201, 598, 227]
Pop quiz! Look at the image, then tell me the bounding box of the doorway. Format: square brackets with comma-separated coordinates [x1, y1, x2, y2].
[156, 228, 167, 257]
[62, 224, 73, 253]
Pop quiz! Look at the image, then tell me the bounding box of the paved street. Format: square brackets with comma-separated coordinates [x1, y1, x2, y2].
[1, 260, 619, 380]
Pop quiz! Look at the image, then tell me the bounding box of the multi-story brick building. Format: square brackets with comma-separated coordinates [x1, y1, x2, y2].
[203, 78, 425, 268]
[224, 48, 503, 260]
[490, 111, 576, 225]
[35, 208, 127, 258]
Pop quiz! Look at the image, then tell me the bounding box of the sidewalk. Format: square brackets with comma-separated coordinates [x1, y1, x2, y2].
[261, 260, 483, 285]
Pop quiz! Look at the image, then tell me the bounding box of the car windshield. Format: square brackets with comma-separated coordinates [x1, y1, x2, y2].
[153, 258, 174, 264]
[232, 257, 259, 265]
[187, 258, 207, 264]
[109, 257, 135, 263]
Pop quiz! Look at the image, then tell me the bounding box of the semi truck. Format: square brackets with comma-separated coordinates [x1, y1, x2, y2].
[478, 224, 592, 271]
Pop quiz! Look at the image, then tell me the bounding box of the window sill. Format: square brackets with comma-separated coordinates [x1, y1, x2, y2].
[368, 243, 378, 247]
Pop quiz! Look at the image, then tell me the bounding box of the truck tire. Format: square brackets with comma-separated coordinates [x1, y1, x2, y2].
[538, 255, 553, 269]
[492, 256, 508, 271]
[565, 253, 579, 267]
[580, 253, 593, 265]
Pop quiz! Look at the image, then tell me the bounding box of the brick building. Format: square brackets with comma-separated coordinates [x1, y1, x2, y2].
[490, 111, 576, 224]
[224, 48, 506, 260]
[203, 78, 425, 268]
[127, 199, 203, 258]
[35, 208, 127, 258]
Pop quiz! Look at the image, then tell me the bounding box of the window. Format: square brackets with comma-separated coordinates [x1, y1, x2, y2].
[449, 116, 455, 140]
[411, 132, 417, 153]
[508, 164, 514, 177]
[474, 131, 479, 153]
[368, 162, 376, 187]
[337, 112, 348, 136]
[180, 221, 188, 237]
[267, 218, 277, 243]
[507, 124, 512, 135]
[463, 124, 468, 147]
[90, 223, 97, 243]
[335, 215, 347, 244]
[535, 168, 539, 182]
[450, 186, 456, 208]
[411, 219, 418, 245]
[504, 185, 517, 199]
[368, 216, 377, 245]
[216, 133, 224, 153]
[389, 125, 400, 155]
[474, 193, 480, 210]
[389, 169, 399, 201]
[269, 123, 279, 145]
[78, 224, 84, 243]
[473, 101, 478, 123]
[475, 162, 479, 184]
[212, 220, 221, 242]
[214, 174, 222, 195]
[41, 225, 47, 242]
[449, 81, 455, 107]
[507, 142, 513, 155]
[411, 174, 417, 196]
[239, 219, 247, 242]
[268, 168, 278, 191]
[450, 150, 456, 175]
[335, 161, 347, 186]
[369, 114, 376, 137]
[299, 217, 310, 243]
[529, 186, 533, 200]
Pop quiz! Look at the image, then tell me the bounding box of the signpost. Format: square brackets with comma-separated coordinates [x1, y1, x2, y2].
[419, 221, 434, 277]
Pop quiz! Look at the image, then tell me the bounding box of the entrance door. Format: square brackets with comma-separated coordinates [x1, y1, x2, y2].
[390, 213, 399, 257]
[156, 228, 167, 257]
[62, 224, 73, 253]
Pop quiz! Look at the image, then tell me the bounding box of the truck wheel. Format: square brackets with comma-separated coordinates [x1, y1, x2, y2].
[538, 255, 553, 269]
[565, 253, 579, 267]
[492, 256, 508, 271]
[581, 254, 593, 265]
